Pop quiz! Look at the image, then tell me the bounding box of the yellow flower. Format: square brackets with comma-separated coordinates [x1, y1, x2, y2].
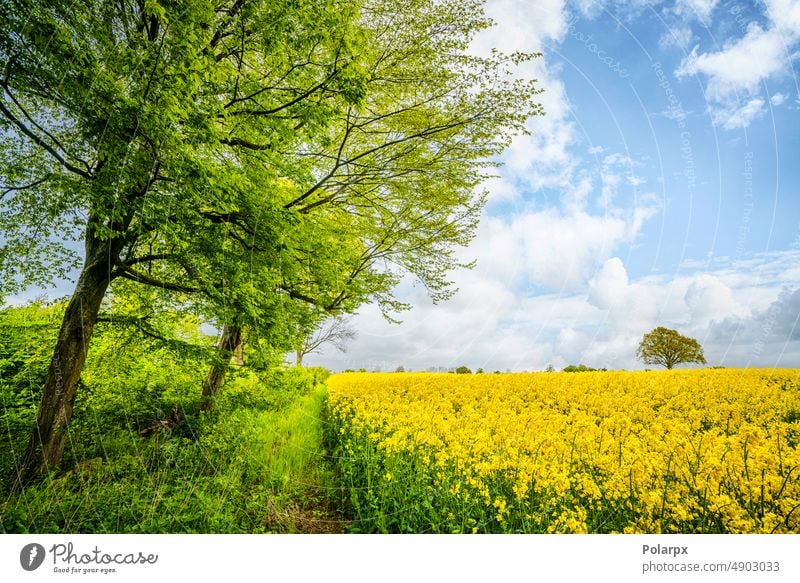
[326, 369, 800, 533]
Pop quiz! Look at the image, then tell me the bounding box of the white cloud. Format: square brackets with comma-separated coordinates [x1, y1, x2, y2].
[763, 0, 800, 37]
[676, 24, 788, 100]
[659, 27, 695, 51]
[501, 77, 578, 193]
[684, 274, 748, 327]
[474, 194, 659, 291]
[713, 97, 767, 130]
[588, 257, 629, 310]
[673, 0, 719, 23]
[770, 92, 788, 106]
[482, 175, 519, 204]
[584, 258, 662, 365]
[599, 172, 620, 208]
[481, 0, 570, 49]
[596, 152, 644, 208]
[679, 257, 709, 269]
[575, 254, 797, 368]
[708, 287, 800, 366]
[674, 2, 800, 130]
[602, 153, 634, 166]
[471, 1, 579, 196]
[509, 209, 627, 289]
[572, 0, 606, 19]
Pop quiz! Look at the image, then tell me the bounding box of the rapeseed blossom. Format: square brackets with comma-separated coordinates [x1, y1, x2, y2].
[326, 369, 800, 533]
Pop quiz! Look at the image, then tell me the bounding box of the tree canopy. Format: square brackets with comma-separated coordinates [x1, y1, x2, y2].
[636, 327, 707, 370]
[0, 0, 544, 480]
[1, 0, 541, 321]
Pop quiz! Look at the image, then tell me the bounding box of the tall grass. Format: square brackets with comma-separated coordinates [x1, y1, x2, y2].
[1, 369, 346, 533]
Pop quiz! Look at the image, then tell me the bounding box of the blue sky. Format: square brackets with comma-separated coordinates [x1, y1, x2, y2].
[311, 0, 800, 371]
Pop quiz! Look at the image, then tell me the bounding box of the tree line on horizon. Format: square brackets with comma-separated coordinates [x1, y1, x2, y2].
[335, 327, 708, 373]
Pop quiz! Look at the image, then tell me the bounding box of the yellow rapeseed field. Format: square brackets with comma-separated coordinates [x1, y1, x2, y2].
[325, 369, 800, 533]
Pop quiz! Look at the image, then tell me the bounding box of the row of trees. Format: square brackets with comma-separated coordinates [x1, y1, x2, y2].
[0, 0, 544, 483]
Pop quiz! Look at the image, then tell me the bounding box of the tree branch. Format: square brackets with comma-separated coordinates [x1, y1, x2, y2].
[113, 264, 202, 293]
[209, 0, 247, 51]
[1, 175, 51, 200]
[278, 285, 343, 312]
[118, 253, 177, 268]
[283, 115, 479, 210]
[224, 71, 340, 117]
[96, 313, 206, 351]
[0, 99, 94, 180]
[1, 84, 93, 171]
[220, 137, 271, 150]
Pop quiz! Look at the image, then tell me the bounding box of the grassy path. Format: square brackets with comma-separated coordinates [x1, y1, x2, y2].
[256, 382, 349, 533]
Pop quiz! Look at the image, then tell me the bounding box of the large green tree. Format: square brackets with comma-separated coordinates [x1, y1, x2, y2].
[0, 0, 543, 482]
[636, 327, 707, 370]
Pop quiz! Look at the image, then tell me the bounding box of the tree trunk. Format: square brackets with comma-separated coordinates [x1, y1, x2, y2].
[295, 349, 303, 367]
[232, 340, 244, 366]
[15, 237, 115, 486]
[201, 323, 243, 410]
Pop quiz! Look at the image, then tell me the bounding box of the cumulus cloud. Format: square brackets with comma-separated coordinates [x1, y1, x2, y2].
[467, 1, 662, 293]
[676, 25, 788, 99]
[499, 76, 579, 194]
[473, 194, 659, 291]
[684, 274, 748, 327]
[588, 257, 629, 310]
[481, 0, 570, 48]
[674, 1, 800, 130]
[583, 258, 661, 366]
[707, 287, 800, 366]
[763, 0, 800, 37]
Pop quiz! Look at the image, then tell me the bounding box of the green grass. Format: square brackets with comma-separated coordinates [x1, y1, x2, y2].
[1, 370, 348, 534]
[241, 382, 349, 533]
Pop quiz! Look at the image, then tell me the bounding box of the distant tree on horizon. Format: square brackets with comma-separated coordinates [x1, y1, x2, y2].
[562, 364, 605, 372]
[636, 327, 707, 370]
